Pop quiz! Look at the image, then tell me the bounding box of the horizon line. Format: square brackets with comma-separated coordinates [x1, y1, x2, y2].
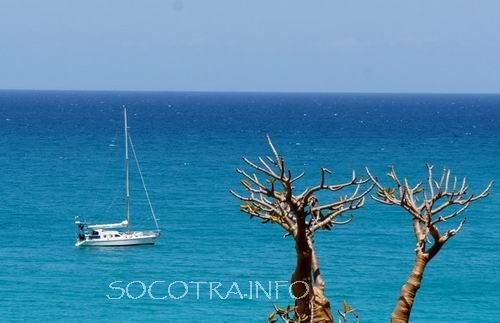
[1, 88, 500, 96]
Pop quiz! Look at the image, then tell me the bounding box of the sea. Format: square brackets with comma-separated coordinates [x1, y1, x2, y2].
[0, 90, 498, 322]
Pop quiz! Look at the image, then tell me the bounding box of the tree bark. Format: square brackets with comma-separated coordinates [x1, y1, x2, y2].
[391, 253, 429, 323]
[292, 212, 312, 319]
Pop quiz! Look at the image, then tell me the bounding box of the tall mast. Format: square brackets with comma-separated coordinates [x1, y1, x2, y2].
[124, 106, 130, 225]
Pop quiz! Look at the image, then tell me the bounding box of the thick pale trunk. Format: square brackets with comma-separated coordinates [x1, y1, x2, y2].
[292, 212, 312, 319]
[391, 254, 429, 322]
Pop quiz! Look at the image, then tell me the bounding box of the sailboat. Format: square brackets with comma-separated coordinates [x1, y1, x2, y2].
[75, 107, 161, 247]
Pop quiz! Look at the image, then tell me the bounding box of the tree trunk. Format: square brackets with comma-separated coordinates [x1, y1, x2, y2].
[391, 253, 429, 323]
[292, 212, 312, 319]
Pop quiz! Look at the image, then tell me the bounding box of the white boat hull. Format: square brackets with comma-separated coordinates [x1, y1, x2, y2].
[76, 232, 159, 247]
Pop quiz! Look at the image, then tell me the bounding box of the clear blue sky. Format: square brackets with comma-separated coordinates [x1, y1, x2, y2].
[1, 0, 499, 93]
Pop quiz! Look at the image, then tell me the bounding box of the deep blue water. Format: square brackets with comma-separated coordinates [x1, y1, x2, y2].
[0, 91, 498, 322]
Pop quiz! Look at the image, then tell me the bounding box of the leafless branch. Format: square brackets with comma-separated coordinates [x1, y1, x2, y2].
[369, 165, 492, 259]
[232, 136, 373, 238]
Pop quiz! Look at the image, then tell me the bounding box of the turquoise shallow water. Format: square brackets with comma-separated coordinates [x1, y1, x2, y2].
[0, 91, 499, 322]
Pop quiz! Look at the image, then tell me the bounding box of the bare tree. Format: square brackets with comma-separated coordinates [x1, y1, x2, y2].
[366, 165, 492, 323]
[231, 136, 373, 320]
